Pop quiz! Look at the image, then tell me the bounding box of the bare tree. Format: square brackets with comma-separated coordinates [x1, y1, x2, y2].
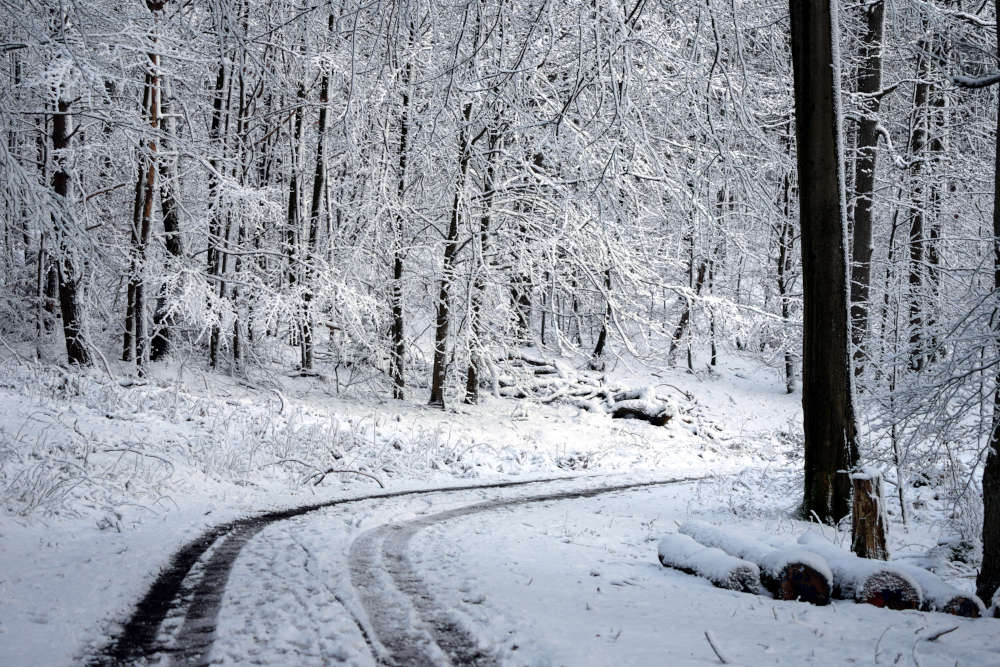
[789, 0, 859, 523]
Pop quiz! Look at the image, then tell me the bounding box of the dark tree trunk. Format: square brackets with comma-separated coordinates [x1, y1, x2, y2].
[777, 176, 796, 394]
[430, 102, 473, 408]
[977, 0, 1000, 607]
[125, 48, 160, 372]
[850, 0, 884, 378]
[465, 129, 500, 404]
[150, 77, 183, 361]
[906, 38, 933, 372]
[284, 83, 305, 346]
[668, 225, 706, 367]
[123, 73, 153, 363]
[207, 60, 227, 368]
[51, 97, 90, 366]
[301, 28, 331, 372]
[390, 32, 413, 400]
[789, 0, 859, 524]
[592, 267, 612, 360]
[511, 232, 533, 344]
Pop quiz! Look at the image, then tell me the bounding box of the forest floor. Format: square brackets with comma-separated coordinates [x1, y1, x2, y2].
[0, 344, 996, 665]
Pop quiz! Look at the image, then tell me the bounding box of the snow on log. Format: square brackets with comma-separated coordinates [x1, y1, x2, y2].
[798, 532, 922, 610]
[891, 561, 984, 617]
[610, 386, 677, 426]
[611, 398, 675, 426]
[657, 533, 761, 593]
[502, 354, 683, 427]
[679, 520, 831, 605]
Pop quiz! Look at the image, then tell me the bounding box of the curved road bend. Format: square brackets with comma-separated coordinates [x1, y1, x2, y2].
[88, 474, 703, 666]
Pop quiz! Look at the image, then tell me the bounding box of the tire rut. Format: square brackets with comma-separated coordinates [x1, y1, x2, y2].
[85, 475, 572, 665]
[349, 476, 704, 667]
[86, 474, 702, 665]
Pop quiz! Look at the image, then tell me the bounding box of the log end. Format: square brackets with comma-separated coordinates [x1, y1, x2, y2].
[728, 564, 763, 595]
[940, 595, 984, 618]
[767, 563, 831, 606]
[856, 571, 922, 610]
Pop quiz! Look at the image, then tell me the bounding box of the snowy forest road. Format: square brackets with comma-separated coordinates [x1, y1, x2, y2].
[87, 474, 701, 666]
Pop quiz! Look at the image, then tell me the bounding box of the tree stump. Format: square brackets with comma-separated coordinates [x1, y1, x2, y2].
[851, 470, 887, 560]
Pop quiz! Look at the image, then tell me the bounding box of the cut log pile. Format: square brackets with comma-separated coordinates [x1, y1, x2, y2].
[679, 521, 832, 605]
[656, 524, 984, 617]
[499, 353, 682, 426]
[797, 532, 922, 610]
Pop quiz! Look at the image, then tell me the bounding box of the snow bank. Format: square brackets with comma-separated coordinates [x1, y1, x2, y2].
[657, 532, 760, 593]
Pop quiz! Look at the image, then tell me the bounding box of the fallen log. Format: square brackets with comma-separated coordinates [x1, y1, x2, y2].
[679, 520, 831, 605]
[892, 561, 984, 617]
[657, 533, 761, 593]
[798, 532, 922, 610]
[611, 398, 675, 426]
[609, 386, 677, 426]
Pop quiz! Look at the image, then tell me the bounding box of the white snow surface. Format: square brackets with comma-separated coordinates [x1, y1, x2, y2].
[2, 350, 998, 665]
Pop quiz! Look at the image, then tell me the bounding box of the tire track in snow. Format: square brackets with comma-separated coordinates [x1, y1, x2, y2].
[86, 474, 702, 665]
[349, 476, 704, 666]
[85, 475, 572, 665]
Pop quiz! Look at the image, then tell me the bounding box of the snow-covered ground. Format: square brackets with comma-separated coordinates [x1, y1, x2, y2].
[1, 349, 993, 665]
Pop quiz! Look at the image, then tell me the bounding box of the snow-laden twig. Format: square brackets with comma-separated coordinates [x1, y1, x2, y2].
[953, 72, 1000, 89]
[308, 467, 385, 488]
[921, 625, 958, 642]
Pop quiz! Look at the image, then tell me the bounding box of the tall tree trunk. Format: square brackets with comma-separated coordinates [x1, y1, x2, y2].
[850, 0, 885, 378]
[150, 76, 183, 361]
[465, 129, 500, 404]
[592, 267, 612, 360]
[301, 16, 333, 372]
[124, 42, 161, 372]
[390, 35, 412, 400]
[285, 83, 305, 346]
[906, 37, 933, 372]
[789, 0, 859, 524]
[976, 0, 1000, 608]
[669, 227, 705, 366]
[123, 73, 152, 363]
[429, 102, 472, 407]
[51, 95, 90, 366]
[207, 59, 228, 368]
[778, 164, 796, 394]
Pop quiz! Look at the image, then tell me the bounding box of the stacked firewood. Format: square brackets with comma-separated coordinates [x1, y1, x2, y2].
[656, 521, 984, 617]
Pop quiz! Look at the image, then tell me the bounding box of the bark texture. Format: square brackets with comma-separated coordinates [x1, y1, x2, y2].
[789, 0, 859, 524]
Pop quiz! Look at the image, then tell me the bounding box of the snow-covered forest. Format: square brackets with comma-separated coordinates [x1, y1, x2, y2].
[4, 0, 1000, 664]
